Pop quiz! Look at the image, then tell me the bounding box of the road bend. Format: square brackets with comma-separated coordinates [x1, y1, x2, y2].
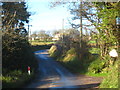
[26, 49, 82, 89]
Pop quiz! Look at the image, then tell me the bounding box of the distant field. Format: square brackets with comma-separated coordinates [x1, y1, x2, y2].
[30, 41, 55, 51]
[30, 41, 55, 46]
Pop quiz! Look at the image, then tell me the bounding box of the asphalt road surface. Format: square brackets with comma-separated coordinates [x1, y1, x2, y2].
[26, 49, 102, 89]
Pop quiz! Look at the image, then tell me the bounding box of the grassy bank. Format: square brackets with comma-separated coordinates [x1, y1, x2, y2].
[49, 46, 105, 75]
[49, 45, 119, 88]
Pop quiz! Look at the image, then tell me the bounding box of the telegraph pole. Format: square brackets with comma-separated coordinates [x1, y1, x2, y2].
[62, 19, 64, 41]
[80, 0, 83, 48]
[62, 19, 64, 51]
[62, 19, 64, 30]
[27, 23, 32, 41]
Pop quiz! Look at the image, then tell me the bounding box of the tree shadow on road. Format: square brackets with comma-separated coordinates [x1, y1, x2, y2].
[31, 44, 53, 52]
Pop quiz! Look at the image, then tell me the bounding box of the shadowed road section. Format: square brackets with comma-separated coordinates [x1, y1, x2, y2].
[26, 49, 102, 89]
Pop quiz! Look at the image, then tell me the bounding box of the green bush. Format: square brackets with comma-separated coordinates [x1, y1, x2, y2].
[87, 54, 112, 74]
[88, 58, 106, 73]
[89, 48, 100, 54]
[2, 34, 38, 73]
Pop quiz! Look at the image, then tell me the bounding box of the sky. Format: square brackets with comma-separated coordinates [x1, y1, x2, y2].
[25, 0, 73, 34]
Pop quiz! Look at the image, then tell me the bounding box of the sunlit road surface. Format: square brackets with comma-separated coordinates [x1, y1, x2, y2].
[26, 49, 102, 89]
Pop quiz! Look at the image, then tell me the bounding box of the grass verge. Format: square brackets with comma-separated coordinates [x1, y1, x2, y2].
[2, 70, 35, 88]
[100, 61, 118, 88]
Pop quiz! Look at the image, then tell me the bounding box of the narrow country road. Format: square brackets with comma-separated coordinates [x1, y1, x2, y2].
[26, 49, 102, 89]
